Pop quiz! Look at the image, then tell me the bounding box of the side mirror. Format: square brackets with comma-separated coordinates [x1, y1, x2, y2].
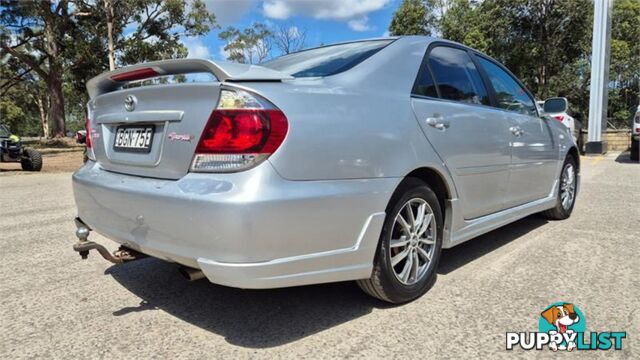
[543, 97, 568, 113]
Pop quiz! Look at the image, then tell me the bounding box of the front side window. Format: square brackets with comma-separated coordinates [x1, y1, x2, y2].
[477, 56, 537, 117]
[427, 46, 490, 105]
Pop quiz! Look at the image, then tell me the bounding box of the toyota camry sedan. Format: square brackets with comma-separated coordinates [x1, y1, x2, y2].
[72, 36, 579, 303]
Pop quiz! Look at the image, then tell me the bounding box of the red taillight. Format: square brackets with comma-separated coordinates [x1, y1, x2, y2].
[196, 110, 287, 154]
[85, 118, 92, 149]
[191, 88, 288, 173]
[553, 115, 565, 122]
[110, 68, 159, 82]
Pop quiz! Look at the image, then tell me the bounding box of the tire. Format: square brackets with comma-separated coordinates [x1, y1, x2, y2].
[542, 155, 577, 220]
[631, 138, 639, 161]
[357, 177, 443, 303]
[21, 148, 43, 171]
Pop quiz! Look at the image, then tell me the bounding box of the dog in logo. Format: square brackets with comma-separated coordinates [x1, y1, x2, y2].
[541, 303, 580, 351]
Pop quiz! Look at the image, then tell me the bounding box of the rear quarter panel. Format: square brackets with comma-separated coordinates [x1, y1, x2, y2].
[240, 37, 453, 187]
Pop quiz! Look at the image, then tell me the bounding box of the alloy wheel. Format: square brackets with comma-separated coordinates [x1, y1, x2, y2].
[560, 163, 576, 210]
[389, 198, 437, 285]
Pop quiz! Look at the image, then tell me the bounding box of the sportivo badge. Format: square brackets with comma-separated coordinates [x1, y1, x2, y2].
[167, 132, 193, 142]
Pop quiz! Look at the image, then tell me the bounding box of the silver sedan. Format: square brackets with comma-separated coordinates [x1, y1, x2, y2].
[72, 36, 579, 303]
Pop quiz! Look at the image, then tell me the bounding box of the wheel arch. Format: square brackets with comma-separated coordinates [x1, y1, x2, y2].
[402, 167, 452, 215]
[567, 146, 580, 172]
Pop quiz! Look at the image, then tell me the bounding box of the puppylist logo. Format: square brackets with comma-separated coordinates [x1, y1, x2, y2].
[506, 302, 626, 351]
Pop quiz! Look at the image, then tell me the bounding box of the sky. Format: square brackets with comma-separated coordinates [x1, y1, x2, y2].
[182, 0, 401, 61]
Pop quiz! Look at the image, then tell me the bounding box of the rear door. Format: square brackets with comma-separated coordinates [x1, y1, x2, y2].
[411, 45, 512, 219]
[474, 55, 557, 207]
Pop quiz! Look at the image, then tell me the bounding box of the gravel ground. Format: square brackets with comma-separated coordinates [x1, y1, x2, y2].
[0, 152, 638, 359]
[0, 149, 84, 173]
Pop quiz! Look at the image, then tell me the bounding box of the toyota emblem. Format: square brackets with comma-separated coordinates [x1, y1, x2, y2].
[124, 95, 137, 112]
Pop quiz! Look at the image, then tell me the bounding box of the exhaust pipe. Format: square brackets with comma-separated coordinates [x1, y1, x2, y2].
[179, 266, 205, 281]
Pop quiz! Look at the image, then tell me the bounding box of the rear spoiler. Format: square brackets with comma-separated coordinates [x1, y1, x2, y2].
[86, 58, 293, 98]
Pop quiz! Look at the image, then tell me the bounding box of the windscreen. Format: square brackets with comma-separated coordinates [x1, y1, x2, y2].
[261, 40, 393, 78]
[0, 125, 10, 137]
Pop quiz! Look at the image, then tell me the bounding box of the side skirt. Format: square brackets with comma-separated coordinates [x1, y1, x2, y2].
[442, 183, 558, 249]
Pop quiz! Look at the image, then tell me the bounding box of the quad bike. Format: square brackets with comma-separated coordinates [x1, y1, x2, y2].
[0, 124, 43, 171]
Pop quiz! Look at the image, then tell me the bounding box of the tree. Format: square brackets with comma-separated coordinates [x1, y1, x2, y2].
[272, 23, 307, 55]
[219, 23, 272, 64]
[608, 0, 640, 127]
[104, 0, 116, 71]
[1, 1, 75, 137]
[0, 75, 43, 136]
[439, 0, 593, 119]
[388, 0, 437, 36]
[441, 0, 492, 53]
[1, 0, 216, 138]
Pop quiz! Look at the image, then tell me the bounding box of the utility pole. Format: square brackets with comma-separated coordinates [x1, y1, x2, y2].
[586, 0, 613, 154]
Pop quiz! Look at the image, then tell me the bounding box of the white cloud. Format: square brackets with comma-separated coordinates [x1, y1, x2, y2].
[203, 0, 254, 26]
[262, 0, 391, 21]
[263, 0, 291, 19]
[182, 37, 211, 59]
[348, 16, 372, 32]
[382, 30, 390, 37]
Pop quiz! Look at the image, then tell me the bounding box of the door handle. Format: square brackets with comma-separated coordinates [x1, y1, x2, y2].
[425, 116, 450, 130]
[510, 126, 524, 137]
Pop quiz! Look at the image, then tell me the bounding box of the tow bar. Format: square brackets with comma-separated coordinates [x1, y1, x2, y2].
[72, 218, 146, 264]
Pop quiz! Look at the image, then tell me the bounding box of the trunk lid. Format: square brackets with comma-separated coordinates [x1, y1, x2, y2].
[89, 83, 219, 179]
[86, 59, 291, 180]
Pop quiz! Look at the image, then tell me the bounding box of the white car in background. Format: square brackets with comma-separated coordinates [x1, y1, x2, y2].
[542, 97, 577, 142]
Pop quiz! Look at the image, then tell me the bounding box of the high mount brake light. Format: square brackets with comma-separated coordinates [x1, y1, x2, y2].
[110, 68, 159, 82]
[190, 89, 288, 173]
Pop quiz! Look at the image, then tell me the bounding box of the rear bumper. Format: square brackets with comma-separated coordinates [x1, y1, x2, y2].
[72, 161, 396, 288]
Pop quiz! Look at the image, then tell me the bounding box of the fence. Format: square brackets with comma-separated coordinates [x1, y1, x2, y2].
[579, 129, 632, 151]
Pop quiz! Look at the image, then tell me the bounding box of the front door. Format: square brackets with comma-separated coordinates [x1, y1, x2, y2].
[506, 113, 557, 206]
[475, 55, 557, 207]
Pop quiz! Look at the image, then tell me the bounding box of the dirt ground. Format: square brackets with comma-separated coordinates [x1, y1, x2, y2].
[0, 149, 84, 174]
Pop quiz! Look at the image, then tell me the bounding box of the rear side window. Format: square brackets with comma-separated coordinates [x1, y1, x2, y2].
[413, 62, 438, 98]
[477, 56, 537, 117]
[261, 40, 392, 78]
[427, 46, 489, 105]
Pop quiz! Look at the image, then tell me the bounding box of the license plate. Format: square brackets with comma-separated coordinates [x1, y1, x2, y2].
[113, 125, 155, 153]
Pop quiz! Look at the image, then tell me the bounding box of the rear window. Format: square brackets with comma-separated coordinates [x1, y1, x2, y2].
[261, 40, 393, 78]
